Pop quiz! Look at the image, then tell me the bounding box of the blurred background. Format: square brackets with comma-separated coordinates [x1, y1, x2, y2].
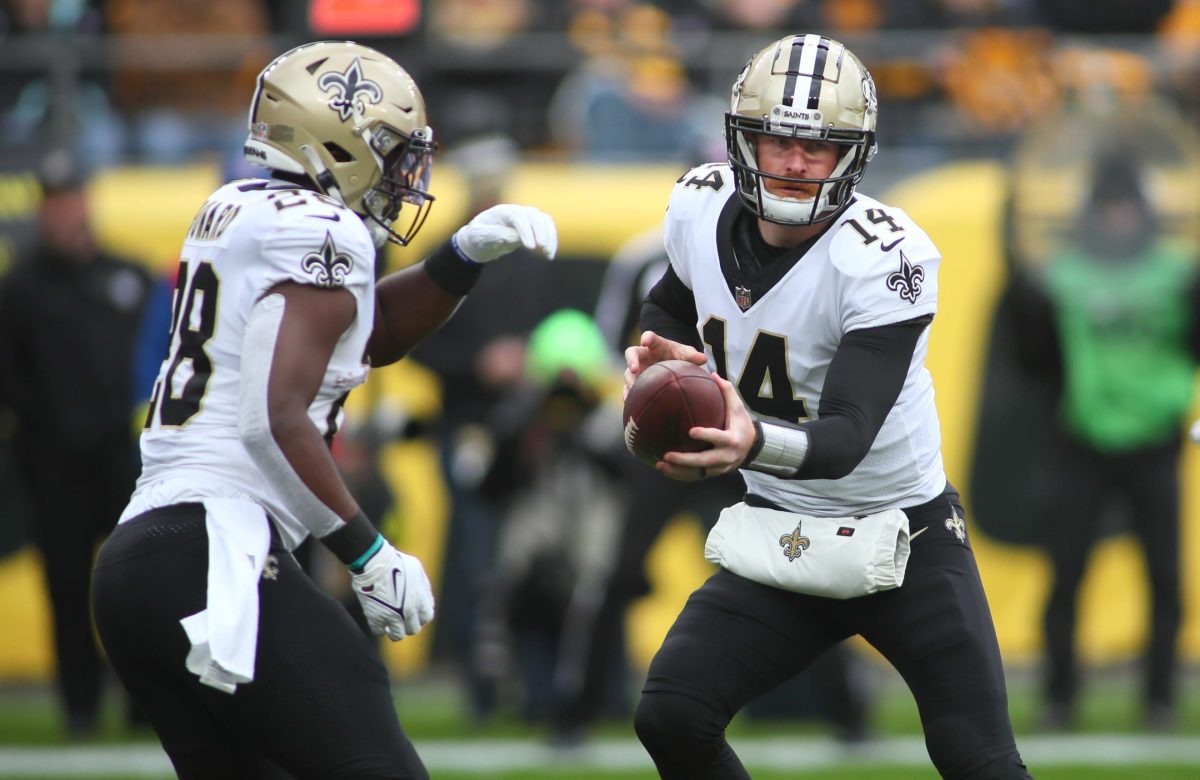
[3, 0, 1200, 777]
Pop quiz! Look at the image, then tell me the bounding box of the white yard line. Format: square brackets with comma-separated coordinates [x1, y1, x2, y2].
[1, 735, 1199, 776]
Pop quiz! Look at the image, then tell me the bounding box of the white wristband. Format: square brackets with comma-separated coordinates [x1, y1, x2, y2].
[743, 420, 809, 478]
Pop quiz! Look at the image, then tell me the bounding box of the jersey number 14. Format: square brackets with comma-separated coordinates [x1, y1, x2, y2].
[702, 317, 810, 423]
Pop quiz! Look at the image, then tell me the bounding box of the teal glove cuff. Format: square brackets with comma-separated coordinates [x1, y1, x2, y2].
[348, 534, 385, 574]
[320, 511, 381, 569]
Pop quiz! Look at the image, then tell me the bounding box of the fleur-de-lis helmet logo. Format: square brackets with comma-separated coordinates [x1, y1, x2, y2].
[318, 57, 383, 121]
[886, 249, 925, 304]
[302, 233, 354, 288]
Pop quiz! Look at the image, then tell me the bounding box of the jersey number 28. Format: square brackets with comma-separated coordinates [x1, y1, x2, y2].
[144, 259, 218, 428]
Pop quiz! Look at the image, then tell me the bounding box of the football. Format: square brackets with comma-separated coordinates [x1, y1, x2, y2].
[623, 360, 726, 466]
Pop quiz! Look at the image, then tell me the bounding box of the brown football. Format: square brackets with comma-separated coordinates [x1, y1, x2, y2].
[623, 360, 726, 466]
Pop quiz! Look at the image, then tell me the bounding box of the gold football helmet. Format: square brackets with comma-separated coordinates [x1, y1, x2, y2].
[727, 35, 878, 225]
[244, 41, 435, 246]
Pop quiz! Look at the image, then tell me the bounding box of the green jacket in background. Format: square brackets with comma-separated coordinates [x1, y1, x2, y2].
[1044, 242, 1198, 451]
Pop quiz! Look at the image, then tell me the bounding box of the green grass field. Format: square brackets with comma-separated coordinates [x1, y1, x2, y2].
[1, 665, 1197, 779]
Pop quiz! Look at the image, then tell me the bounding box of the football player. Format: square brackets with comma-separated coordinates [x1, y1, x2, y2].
[90, 41, 555, 779]
[624, 35, 1032, 779]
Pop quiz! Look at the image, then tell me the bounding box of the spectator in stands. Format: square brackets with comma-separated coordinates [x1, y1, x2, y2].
[1033, 0, 1175, 33]
[104, 0, 272, 162]
[0, 0, 123, 167]
[549, 3, 711, 161]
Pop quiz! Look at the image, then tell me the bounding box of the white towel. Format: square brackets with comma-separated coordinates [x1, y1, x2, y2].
[180, 498, 270, 694]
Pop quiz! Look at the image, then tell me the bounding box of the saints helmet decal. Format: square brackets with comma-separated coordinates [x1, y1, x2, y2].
[245, 41, 436, 246]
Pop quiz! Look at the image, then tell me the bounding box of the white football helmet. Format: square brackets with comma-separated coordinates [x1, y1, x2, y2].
[244, 41, 436, 246]
[727, 34, 878, 225]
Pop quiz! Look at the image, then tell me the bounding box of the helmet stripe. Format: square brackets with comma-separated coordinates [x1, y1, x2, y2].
[781, 34, 826, 109]
[780, 35, 807, 107]
[806, 36, 830, 110]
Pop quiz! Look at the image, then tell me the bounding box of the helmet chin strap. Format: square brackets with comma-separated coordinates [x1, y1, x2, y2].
[365, 220, 390, 249]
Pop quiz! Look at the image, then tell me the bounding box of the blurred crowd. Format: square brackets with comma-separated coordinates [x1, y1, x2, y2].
[1, 0, 1199, 747]
[4, 0, 1200, 170]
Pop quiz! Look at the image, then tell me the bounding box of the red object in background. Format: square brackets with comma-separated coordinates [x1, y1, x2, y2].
[309, 0, 421, 36]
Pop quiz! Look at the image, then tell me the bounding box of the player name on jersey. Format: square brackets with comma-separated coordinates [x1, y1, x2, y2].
[187, 201, 242, 243]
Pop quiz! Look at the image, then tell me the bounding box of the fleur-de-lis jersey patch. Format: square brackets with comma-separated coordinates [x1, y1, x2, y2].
[318, 57, 383, 121]
[302, 232, 354, 288]
[885, 249, 925, 304]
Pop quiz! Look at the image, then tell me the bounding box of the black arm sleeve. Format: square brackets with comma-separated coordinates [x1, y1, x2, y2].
[795, 315, 932, 480]
[639, 264, 703, 351]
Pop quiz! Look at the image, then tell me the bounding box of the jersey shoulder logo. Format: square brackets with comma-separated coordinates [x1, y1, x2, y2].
[885, 249, 925, 304]
[318, 58, 383, 121]
[302, 232, 354, 288]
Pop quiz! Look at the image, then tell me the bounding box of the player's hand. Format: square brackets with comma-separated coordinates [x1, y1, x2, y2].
[658, 374, 756, 481]
[350, 542, 435, 641]
[1191, 418, 1200, 444]
[623, 330, 706, 398]
[452, 204, 557, 263]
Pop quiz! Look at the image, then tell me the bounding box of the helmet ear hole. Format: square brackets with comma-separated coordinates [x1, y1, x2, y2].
[324, 142, 354, 163]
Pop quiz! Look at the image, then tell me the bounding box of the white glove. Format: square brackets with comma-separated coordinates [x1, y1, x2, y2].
[452, 204, 557, 263]
[1191, 418, 1200, 444]
[350, 542, 435, 641]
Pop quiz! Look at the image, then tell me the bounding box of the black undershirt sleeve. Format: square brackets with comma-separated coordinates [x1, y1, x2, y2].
[639, 264, 703, 351]
[795, 315, 933, 480]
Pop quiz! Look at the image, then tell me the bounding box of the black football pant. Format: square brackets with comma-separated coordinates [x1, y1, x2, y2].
[1041, 436, 1182, 710]
[92, 504, 427, 780]
[634, 487, 1032, 779]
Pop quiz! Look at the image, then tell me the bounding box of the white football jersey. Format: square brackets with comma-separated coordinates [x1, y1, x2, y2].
[121, 178, 377, 549]
[665, 163, 946, 515]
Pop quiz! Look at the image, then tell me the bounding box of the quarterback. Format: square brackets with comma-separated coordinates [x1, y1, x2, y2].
[90, 42, 555, 779]
[625, 35, 1032, 778]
